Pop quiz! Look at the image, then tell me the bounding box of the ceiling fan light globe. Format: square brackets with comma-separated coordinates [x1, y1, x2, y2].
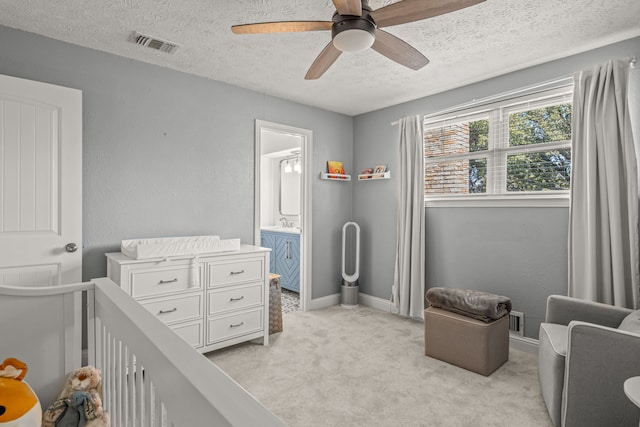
[332, 29, 375, 52]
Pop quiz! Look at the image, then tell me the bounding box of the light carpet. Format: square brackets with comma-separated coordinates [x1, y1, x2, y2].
[208, 305, 552, 427]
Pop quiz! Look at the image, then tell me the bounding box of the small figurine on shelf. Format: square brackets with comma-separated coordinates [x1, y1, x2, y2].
[360, 168, 373, 178]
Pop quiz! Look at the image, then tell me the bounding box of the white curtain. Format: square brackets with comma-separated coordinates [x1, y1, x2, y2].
[392, 115, 425, 318]
[568, 59, 639, 308]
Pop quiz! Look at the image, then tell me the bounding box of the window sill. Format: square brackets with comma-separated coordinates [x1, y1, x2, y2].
[425, 193, 569, 208]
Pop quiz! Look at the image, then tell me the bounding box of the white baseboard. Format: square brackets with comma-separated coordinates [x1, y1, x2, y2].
[309, 292, 392, 312]
[359, 293, 393, 312]
[509, 335, 538, 354]
[309, 293, 340, 310]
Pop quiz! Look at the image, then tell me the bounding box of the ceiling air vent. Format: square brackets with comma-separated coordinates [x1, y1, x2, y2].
[130, 32, 179, 54]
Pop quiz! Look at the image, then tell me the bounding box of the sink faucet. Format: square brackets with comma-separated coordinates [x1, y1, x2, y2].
[279, 217, 289, 227]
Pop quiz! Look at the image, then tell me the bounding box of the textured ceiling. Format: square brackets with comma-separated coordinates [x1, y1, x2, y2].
[0, 0, 639, 115]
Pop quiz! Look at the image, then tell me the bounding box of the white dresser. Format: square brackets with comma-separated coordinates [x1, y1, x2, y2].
[106, 244, 270, 353]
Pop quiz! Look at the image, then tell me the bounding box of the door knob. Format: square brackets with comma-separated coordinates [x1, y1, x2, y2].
[65, 243, 78, 253]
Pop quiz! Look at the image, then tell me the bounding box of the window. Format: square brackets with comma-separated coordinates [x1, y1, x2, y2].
[424, 87, 572, 201]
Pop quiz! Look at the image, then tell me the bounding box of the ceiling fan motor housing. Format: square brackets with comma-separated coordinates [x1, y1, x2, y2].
[331, 6, 376, 52]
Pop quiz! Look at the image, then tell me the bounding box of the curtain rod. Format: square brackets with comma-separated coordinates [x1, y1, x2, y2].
[391, 75, 573, 126]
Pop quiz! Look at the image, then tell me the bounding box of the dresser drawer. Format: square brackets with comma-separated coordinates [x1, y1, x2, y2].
[172, 320, 204, 349]
[208, 283, 263, 315]
[208, 258, 264, 287]
[207, 309, 263, 344]
[131, 265, 198, 298]
[141, 293, 202, 324]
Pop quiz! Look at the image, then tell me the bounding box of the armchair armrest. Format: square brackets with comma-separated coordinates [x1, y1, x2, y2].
[545, 295, 632, 327]
[562, 322, 640, 427]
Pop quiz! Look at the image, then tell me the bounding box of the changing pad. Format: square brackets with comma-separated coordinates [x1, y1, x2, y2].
[121, 235, 241, 259]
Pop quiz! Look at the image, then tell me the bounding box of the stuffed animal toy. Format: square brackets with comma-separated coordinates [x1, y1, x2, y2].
[42, 365, 110, 427]
[0, 357, 42, 427]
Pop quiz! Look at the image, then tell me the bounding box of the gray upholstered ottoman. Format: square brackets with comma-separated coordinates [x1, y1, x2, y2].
[424, 288, 511, 376]
[424, 307, 509, 375]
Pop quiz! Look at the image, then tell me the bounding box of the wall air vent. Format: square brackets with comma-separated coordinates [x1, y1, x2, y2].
[130, 32, 179, 54]
[508, 310, 524, 337]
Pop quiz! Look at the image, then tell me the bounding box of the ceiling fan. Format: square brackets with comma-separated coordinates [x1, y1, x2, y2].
[231, 0, 485, 80]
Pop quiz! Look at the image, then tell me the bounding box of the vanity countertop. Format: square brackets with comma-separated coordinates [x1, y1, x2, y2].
[261, 226, 301, 235]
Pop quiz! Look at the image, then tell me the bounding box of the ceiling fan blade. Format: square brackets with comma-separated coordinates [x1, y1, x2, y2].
[332, 0, 362, 16]
[371, 29, 429, 70]
[371, 0, 485, 28]
[305, 42, 343, 80]
[231, 21, 332, 34]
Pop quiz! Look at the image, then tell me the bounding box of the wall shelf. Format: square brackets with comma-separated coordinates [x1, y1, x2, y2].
[320, 172, 351, 181]
[358, 171, 391, 181]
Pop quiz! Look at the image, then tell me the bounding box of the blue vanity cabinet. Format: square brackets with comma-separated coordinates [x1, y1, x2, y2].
[260, 231, 277, 273]
[260, 230, 300, 293]
[275, 233, 300, 293]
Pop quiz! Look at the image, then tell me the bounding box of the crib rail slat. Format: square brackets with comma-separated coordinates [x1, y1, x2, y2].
[86, 288, 96, 367]
[127, 348, 135, 427]
[110, 334, 118, 425]
[154, 391, 163, 427]
[118, 341, 125, 427]
[144, 368, 152, 427]
[135, 361, 144, 427]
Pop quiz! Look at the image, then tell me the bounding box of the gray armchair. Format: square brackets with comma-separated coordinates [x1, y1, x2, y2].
[538, 295, 640, 427]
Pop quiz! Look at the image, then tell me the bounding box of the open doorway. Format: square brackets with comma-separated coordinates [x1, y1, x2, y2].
[254, 120, 312, 312]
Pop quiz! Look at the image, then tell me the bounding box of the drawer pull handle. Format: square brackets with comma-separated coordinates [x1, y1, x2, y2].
[159, 278, 178, 284]
[229, 270, 245, 275]
[230, 296, 245, 302]
[158, 308, 178, 315]
[230, 322, 244, 328]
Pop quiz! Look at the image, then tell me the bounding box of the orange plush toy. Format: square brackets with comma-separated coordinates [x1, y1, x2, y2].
[0, 358, 42, 427]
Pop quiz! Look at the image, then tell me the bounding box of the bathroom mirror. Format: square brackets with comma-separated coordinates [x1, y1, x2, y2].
[280, 159, 301, 215]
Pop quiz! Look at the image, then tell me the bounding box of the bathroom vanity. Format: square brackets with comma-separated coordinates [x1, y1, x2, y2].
[260, 227, 300, 293]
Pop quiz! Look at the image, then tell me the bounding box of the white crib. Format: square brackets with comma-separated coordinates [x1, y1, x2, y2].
[0, 277, 284, 427]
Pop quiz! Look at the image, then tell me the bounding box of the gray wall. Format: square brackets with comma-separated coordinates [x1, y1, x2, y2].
[0, 25, 353, 299]
[353, 37, 640, 338]
[1, 24, 638, 336]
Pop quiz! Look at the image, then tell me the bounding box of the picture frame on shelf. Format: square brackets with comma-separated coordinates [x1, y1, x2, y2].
[327, 160, 346, 179]
[372, 164, 387, 178]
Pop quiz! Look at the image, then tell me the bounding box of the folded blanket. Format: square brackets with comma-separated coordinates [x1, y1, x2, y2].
[425, 287, 512, 322]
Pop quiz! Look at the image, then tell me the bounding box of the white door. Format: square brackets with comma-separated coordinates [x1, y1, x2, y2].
[0, 74, 82, 286]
